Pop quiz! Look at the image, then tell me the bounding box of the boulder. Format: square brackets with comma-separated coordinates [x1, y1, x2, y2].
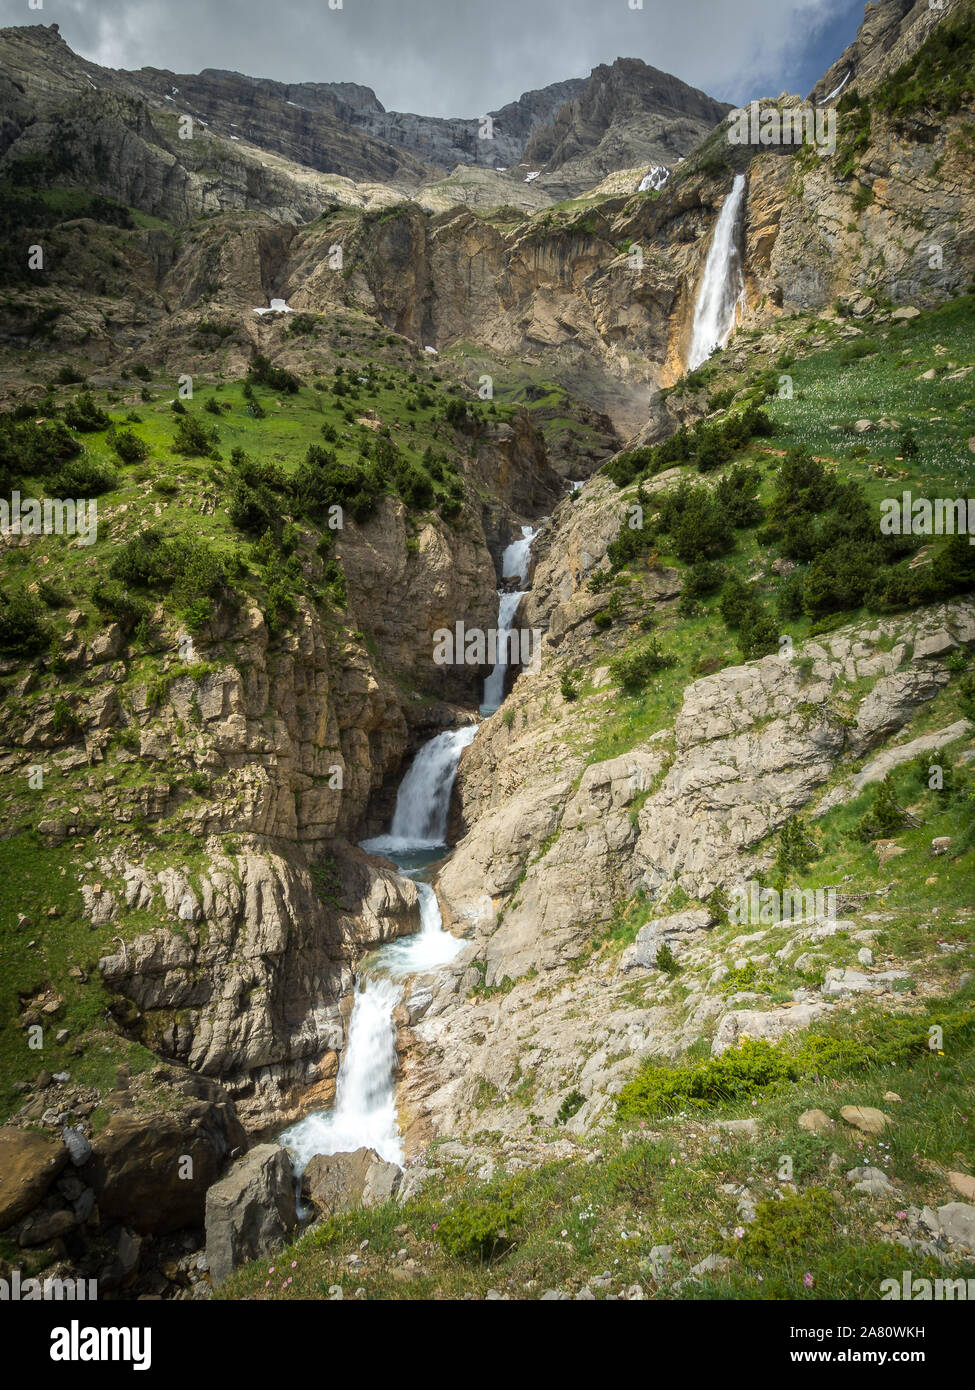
[936, 1202, 975, 1249]
[82, 1102, 246, 1234]
[301, 1148, 403, 1214]
[205, 1145, 297, 1287]
[0, 1127, 69, 1229]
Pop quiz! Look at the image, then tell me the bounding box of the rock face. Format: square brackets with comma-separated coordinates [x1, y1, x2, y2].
[81, 1088, 246, 1234]
[205, 1144, 297, 1287]
[0, 1127, 69, 1228]
[93, 842, 418, 1131]
[808, 0, 962, 104]
[300, 1148, 402, 1214]
[522, 59, 732, 198]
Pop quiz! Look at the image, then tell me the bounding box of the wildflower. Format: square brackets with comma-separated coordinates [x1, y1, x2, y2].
[803, 1272, 814, 1288]
[734, 1226, 745, 1239]
[895, 1211, 907, 1220]
[561, 1229, 568, 1237]
[291, 1260, 297, 1268]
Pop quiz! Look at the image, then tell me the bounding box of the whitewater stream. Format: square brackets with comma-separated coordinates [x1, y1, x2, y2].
[687, 172, 747, 371]
[281, 528, 536, 1176]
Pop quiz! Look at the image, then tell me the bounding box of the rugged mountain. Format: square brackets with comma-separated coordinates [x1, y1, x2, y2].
[521, 57, 733, 197]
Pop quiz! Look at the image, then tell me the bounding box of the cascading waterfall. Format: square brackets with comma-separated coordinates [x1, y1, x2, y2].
[281, 730, 472, 1174]
[361, 725, 477, 855]
[281, 524, 538, 1180]
[481, 526, 535, 715]
[687, 173, 747, 371]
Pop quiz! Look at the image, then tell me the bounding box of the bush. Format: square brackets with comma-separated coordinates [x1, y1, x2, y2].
[734, 1189, 837, 1263]
[173, 412, 219, 458]
[560, 670, 579, 702]
[434, 1189, 523, 1263]
[248, 354, 301, 393]
[0, 589, 51, 654]
[107, 426, 149, 464]
[610, 635, 676, 692]
[855, 775, 907, 842]
[62, 392, 110, 432]
[51, 455, 119, 496]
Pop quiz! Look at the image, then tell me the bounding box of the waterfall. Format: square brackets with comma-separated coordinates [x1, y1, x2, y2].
[284, 973, 404, 1170]
[687, 173, 747, 372]
[481, 526, 536, 715]
[481, 589, 526, 714]
[281, 731, 470, 1175]
[281, 527, 540, 1181]
[361, 725, 476, 855]
[502, 525, 535, 585]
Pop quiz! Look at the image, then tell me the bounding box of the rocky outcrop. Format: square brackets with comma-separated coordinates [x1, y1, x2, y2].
[300, 1147, 402, 1214]
[522, 58, 732, 199]
[205, 1144, 297, 1286]
[0, 1127, 69, 1228]
[92, 841, 417, 1131]
[80, 1083, 246, 1234]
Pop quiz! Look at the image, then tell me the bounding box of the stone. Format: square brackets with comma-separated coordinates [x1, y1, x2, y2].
[797, 1109, 834, 1135]
[82, 1102, 246, 1235]
[61, 1127, 91, 1167]
[301, 1148, 403, 1215]
[947, 1172, 975, 1202]
[19, 1206, 77, 1246]
[688, 1253, 731, 1276]
[846, 1166, 895, 1196]
[857, 947, 874, 967]
[648, 1244, 672, 1278]
[712, 1118, 758, 1140]
[936, 1203, 975, 1249]
[930, 837, 952, 856]
[883, 1092, 902, 1104]
[0, 1127, 70, 1228]
[205, 1144, 297, 1288]
[890, 307, 921, 320]
[840, 1105, 893, 1135]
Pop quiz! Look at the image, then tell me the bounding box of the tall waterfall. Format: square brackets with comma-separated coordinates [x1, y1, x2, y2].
[481, 526, 535, 715]
[281, 525, 539, 1181]
[687, 173, 747, 371]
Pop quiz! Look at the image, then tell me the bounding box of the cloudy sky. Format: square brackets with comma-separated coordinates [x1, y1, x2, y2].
[5, 0, 864, 115]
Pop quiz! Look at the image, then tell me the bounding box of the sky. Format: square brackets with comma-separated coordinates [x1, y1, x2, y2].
[4, 0, 867, 116]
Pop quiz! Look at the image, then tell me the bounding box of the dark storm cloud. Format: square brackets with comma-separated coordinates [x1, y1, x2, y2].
[6, 0, 863, 115]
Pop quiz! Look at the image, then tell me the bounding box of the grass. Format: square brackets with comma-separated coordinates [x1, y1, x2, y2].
[219, 984, 975, 1301]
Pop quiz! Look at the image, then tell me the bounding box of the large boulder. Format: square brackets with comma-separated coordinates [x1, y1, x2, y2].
[0, 1127, 69, 1229]
[205, 1145, 297, 1287]
[81, 1100, 246, 1234]
[300, 1148, 402, 1214]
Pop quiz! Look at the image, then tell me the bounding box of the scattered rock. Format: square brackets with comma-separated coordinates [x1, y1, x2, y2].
[936, 1203, 975, 1249]
[301, 1147, 403, 1215]
[846, 1165, 895, 1196]
[0, 1127, 70, 1228]
[798, 1109, 834, 1135]
[840, 1105, 893, 1135]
